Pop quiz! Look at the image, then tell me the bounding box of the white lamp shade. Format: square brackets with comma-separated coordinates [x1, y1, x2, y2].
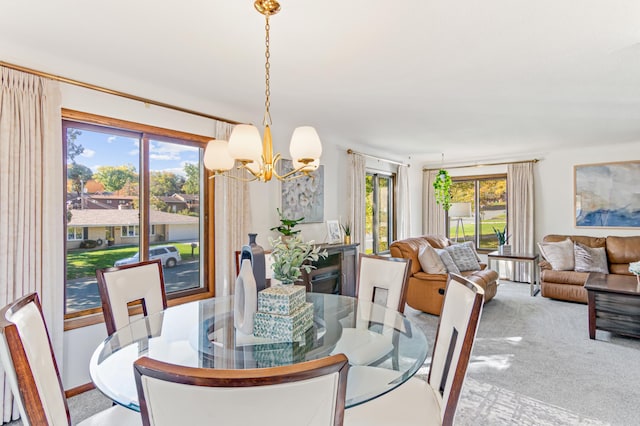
[228, 124, 263, 161]
[293, 158, 319, 172]
[204, 140, 234, 171]
[449, 202, 472, 218]
[289, 126, 322, 161]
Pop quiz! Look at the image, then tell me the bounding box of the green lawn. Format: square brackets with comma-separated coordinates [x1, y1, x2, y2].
[66, 242, 197, 280]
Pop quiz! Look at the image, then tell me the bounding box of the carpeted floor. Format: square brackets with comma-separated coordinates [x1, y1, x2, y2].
[406, 280, 640, 426]
[8, 281, 640, 425]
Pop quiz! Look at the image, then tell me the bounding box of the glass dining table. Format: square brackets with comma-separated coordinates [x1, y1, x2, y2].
[90, 292, 429, 411]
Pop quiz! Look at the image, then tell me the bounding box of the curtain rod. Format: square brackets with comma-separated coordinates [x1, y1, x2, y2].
[347, 149, 410, 167]
[0, 60, 242, 125]
[423, 158, 538, 171]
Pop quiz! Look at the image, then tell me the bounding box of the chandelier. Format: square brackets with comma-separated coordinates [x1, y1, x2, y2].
[203, 0, 322, 182]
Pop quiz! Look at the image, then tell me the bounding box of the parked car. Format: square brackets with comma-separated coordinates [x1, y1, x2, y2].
[114, 245, 182, 268]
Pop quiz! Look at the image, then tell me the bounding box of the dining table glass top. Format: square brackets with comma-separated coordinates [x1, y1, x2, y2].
[90, 292, 429, 411]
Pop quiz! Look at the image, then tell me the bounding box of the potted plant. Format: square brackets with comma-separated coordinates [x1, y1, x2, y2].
[341, 222, 351, 244]
[432, 169, 452, 211]
[270, 208, 304, 237]
[492, 226, 511, 254]
[269, 236, 327, 285]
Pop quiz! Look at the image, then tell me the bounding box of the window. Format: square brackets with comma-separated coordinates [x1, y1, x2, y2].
[121, 225, 139, 237]
[365, 172, 395, 254]
[67, 226, 83, 241]
[448, 175, 507, 251]
[64, 111, 213, 322]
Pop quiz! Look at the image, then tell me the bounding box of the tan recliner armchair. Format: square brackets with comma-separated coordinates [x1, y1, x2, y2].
[390, 235, 498, 315]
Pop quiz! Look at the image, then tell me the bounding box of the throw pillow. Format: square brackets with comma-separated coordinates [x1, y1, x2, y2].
[434, 249, 461, 274]
[538, 239, 574, 271]
[418, 245, 447, 274]
[459, 241, 482, 262]
[574, 242, 609, 274]
[445, 244, 481, 272]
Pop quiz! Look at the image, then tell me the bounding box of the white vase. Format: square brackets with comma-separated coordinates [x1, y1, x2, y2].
[234, 259, 257, 334]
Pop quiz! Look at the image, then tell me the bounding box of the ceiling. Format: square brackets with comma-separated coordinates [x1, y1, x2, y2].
[2, 0, 640, 164]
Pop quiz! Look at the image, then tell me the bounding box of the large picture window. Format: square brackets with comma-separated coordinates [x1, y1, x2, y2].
[448, 175, 507, 251]
[365, 172, 395, 254]
[63, 111, 213, 322]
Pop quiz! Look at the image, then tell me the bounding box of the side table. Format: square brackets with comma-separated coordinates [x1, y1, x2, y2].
[488, 251, 540, 296]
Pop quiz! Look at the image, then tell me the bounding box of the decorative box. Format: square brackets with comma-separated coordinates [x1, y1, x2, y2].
[253, 326, 315, 367]
[253, 302, 313, 342]
[257, 285, 306, 316]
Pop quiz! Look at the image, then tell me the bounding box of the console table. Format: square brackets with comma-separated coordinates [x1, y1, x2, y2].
[488, 251, 540, 296]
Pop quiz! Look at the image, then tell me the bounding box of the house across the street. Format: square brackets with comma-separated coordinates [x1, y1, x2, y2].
[66, 209, 199, 249]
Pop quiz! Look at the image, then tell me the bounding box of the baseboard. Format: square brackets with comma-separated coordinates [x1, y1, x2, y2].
[65, 382, 95, 398]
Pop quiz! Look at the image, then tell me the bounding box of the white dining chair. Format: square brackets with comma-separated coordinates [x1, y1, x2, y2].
[134, 353, 350, 426]
[0, 292, 141, 425]
[96, 259, 168, 336]
[332, 254, 412, 366]
[344, 273, 485, 426]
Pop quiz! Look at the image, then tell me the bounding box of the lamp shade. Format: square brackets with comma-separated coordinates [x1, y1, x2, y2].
[289, 126, 322, 161]
[204, 140, 234, 172]
[228, 124, 263, 161]
[449, 202, 472, 218]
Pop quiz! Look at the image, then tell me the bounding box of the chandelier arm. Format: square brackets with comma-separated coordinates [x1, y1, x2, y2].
[272, 156, 314, 180]
[208, 172, 259, 183]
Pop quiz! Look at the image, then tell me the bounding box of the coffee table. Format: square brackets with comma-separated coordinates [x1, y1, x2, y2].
[488, 251, 540, 296]
[584, 273, 640, 340]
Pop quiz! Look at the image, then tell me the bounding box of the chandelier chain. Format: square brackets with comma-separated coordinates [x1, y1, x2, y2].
[263, 15, 273, 127]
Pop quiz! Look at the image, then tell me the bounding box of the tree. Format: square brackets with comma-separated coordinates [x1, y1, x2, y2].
[66, 128, 84, 164]
[93, 165, 137, 193]
[181, 163, 200, 194]
[150, 171, 185, 196]
[67, 163, 94, 195]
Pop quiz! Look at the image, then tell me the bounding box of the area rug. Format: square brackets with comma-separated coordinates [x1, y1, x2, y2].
[406, 280, 640, 426]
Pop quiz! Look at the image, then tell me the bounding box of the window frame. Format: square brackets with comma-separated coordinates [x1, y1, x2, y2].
[67, 226, 84, 241]
[447, 173, 507, 253]
[365, 170, 396, 255]
[62, 109, 216, 330]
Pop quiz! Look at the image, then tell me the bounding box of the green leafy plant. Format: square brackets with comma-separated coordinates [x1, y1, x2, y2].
[432, 169, 453, 211]
[269, 236, 327, 284]
[341, 222, 351, 237]
[492, 226, 511, 245]
[270, 208, 304, 236]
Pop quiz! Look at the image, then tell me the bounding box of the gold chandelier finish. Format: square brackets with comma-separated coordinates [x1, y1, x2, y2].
[204, 1, 321, 182]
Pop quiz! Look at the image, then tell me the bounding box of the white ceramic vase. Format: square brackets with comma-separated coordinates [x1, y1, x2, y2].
[234, 259, 257, 334]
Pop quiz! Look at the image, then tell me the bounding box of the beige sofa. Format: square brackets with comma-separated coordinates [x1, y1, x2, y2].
[390, 235, 498, 315]
[540, 234, 640, 303]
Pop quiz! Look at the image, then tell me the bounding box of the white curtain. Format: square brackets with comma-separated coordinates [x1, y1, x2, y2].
[423, 170, 446, 236]
[213, 122, 251, 297]
[0, 67, 63, 423]
[396, 165, 410, 240]
[348, 153, 366, 247]
[507, 162, 535, 282]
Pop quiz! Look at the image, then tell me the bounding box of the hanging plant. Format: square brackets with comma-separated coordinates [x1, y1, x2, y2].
[433, 169, 452, 211]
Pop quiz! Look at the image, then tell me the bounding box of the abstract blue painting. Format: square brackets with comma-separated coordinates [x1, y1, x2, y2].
[575, 161, 640, 228]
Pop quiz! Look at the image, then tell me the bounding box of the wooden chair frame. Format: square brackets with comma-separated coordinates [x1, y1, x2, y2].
[96, 259, 168, 336]
[0, 293, 71, 425]
[134, 354, 350, 426]
[356, 253, 412, 313]
[430, 273, 484, 425]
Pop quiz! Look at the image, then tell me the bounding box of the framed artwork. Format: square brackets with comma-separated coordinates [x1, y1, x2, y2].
[279, 159, 324, 223]
[326, 220, 342, 244]
[574, 160, 640, 228]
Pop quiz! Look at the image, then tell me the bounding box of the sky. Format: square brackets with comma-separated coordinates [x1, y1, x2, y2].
[68, 127, 201, 177]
